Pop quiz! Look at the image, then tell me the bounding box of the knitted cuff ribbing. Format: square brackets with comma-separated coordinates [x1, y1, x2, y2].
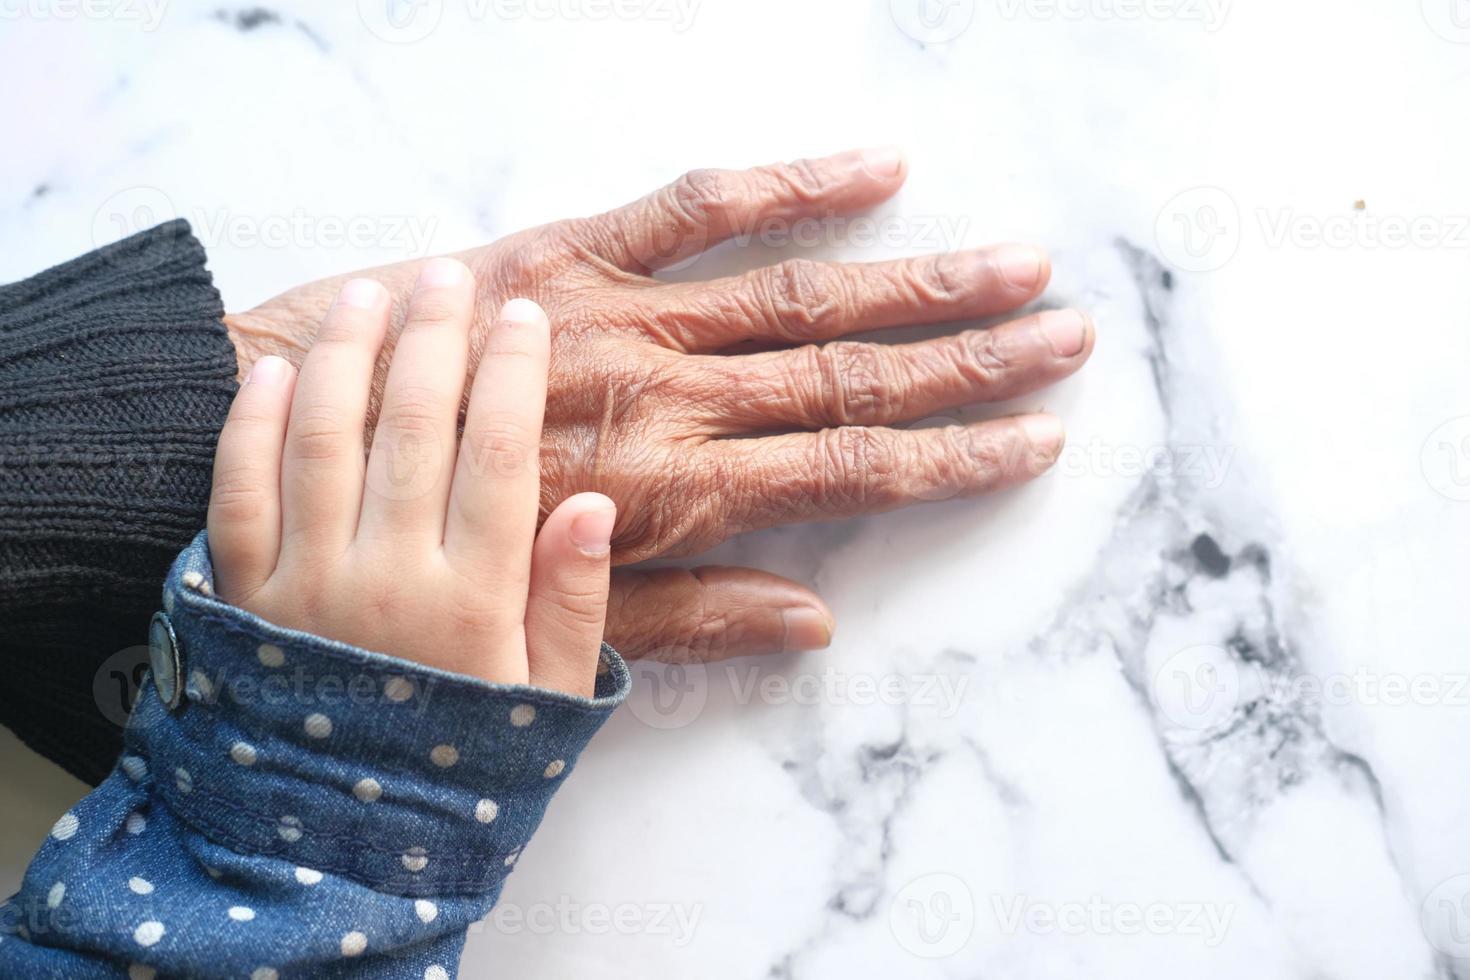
[0, 220, 239, 785]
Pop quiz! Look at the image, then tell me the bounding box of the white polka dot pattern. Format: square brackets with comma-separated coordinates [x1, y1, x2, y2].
[277, 815, 303, 843]
[401, 847, 429, 873]
[133, 921, 165, 947]
[8, 534, 632, 978]
[50, 812, 78, 841]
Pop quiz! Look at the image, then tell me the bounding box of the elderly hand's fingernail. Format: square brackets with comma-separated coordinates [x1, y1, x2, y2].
[1019, 413, 1065, 463]
[781, 606, 835, 652]
[992, 244, 1047, 291]
[859, 145, 905, 178]
[417, 257, 468, 290]
[247, 355, 290, 386]
[569, 505, 616, 557]
[1038, 310, 1090, 358]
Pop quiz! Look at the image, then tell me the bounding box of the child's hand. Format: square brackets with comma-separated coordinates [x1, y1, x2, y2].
[206, 258, 614, 696]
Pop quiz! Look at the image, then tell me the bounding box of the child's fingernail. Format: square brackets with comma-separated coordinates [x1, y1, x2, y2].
[417, 257, 467, 289]
[337, 278, 385, 309]
[247, 356, 290, 386]
[499, 297, 547, 328]
[569, 506, 616, 557]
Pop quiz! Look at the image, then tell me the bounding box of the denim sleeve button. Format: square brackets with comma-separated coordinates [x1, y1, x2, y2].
[148, 611, 183, 710]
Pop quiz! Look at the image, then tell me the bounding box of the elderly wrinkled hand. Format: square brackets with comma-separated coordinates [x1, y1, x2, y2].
[224, 148, 1094, 664]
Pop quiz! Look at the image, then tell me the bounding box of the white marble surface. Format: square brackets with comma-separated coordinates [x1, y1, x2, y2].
[3, 1, 1470, 977]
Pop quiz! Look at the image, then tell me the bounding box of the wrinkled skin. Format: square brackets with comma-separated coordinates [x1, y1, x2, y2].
[225, 148, 1095, 663]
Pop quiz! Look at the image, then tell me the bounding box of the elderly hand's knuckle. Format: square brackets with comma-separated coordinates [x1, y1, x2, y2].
[813, 426, 888, 507]
[923, 426, 981, 490]
[762, 259, 847, 340]
[959, 329, 1010, 384]
[820, 342, 898, 423]
[668, 169, 729, 226]
[911, 253, 967, 303]
[954, 425, 1003, 472]
[772, 158, 830, 201]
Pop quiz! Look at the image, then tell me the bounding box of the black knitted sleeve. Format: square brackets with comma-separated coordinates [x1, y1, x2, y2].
[0, 220, 239, 786]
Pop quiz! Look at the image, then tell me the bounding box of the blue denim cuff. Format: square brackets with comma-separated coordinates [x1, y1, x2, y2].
[125, 531, 630, 898]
